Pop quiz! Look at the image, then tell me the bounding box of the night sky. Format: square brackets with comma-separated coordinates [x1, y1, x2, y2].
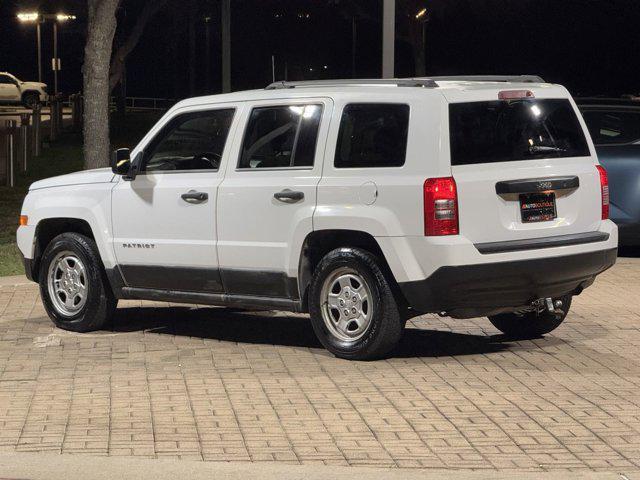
[1, 0, 639, 99]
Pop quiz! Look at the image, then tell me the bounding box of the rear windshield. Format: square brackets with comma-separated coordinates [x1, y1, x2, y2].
[449, 99, 590, 166]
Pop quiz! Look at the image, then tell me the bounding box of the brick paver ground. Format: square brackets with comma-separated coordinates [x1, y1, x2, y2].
[0, 258, 638, 472]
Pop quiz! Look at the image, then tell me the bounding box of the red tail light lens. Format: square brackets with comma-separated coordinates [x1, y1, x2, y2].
[596, 165, 609, 220]
[424, 177, 459, 236]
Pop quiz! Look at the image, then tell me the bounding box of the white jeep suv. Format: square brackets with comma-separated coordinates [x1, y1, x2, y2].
[0, 72, 47, 108]
[17, 76, 618, 360]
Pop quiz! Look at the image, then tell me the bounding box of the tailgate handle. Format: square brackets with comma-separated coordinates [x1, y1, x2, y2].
[495, 176, 579, 195]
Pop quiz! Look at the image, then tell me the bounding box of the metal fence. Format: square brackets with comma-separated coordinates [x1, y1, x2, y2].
[0, 101, 67, 186]
[110, 96, 177, 112]
[1, 95, 170, 185]
[0, 122, 7, 186]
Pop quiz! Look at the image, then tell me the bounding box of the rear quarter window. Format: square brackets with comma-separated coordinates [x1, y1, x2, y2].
[335, 103, 409, 168]
[449, 99, 590, 166]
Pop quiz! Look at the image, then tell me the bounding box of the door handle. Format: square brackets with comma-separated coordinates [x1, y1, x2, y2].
[181, 190, 208, 204]
[273, 189, 304, 202]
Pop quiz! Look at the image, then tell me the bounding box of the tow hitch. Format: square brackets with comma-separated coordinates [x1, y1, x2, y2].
[539, 297, 564, 318]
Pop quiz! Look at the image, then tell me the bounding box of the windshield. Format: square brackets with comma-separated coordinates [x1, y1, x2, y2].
[449, 99, 591, 166]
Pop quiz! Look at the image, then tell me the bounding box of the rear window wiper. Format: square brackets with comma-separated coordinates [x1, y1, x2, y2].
[528, 145, 567, 154]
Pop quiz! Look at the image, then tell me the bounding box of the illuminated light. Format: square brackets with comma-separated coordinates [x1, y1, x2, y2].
[531, 105, 542, 116]
[17, 12, 39, 22]
[415, 8, 427, 19]
[528, 138, 534, 146]
[19, 215, 28, 226]
[289, 106, 304, 115]
[56, 13, 77, 22]
[303, 105, 318, 119]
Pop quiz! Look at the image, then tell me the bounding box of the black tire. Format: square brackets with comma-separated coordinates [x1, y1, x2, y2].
[488, 295, 572, 339]
[38, 232, 117, 332]
[22, 92, 40, 109]
[308, 248, 403, 360]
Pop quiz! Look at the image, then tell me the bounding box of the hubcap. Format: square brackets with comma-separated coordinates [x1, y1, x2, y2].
[47, 251, 88, 317]
[320, 267, 373, 343]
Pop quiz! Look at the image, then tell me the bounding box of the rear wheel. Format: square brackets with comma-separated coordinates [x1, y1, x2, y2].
[39, 232, 117, 332]
[22, 92, 40, 109]
[308, 248, 403, 360]
[488, 295, 572, 339]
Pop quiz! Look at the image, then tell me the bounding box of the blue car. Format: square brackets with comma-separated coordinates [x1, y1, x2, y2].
[578, 99, 640, 246]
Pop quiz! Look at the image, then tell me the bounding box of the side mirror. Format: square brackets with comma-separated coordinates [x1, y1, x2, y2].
[111, 148, 131, 175]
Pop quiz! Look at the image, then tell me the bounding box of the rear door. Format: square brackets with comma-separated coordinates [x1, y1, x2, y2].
[446, 88, 602, 244]
[216, 98, 332, 299]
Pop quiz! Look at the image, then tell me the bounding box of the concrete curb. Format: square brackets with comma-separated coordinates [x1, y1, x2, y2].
[0, 452, 634, 480]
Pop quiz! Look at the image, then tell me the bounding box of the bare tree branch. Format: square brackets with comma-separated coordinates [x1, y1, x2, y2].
[109, 0, 170, 92]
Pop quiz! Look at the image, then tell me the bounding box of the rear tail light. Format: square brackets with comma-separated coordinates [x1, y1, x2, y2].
[596, 165, 609, 220]
[498, 90, 534, 100]
[424, 177, 459, 236]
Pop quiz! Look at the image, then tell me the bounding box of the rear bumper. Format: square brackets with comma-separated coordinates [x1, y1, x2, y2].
[399, 248, 617, 318]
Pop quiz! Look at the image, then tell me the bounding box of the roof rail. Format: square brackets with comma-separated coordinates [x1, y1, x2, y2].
[265, 78, 438, 90]
[428, 75, 545, 83]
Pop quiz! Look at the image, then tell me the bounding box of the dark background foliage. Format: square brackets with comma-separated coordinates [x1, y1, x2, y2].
[1, 0, 639, 98]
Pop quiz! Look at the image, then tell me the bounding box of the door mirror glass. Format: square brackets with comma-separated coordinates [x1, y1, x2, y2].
[111, 148, 131, 175]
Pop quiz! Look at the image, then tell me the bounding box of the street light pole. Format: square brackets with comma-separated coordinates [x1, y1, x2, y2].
[36, 21, 42, 82]
[352, 16, 357, 78]
[221, 0, 231, 93]
[17, 12, 75, 93]
[382, 0, 395, 78]
[53, 21, 58, 95]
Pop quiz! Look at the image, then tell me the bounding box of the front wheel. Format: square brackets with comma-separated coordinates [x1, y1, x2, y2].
[488, 295, 572, 339]
[308, 248, 403, 360]
[39, 232, 117, 332]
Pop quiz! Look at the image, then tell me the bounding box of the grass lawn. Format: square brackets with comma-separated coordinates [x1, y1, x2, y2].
[0, 112, 162, 277]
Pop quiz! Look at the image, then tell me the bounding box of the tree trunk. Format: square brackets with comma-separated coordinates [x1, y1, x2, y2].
[83, 0, 120, 170]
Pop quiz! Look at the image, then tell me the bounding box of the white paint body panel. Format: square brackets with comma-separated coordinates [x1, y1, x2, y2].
[30, 168, 115, 190]
[0, 72, 47, 103]
[17, 80, 618, 295]
[17, 182, 117, 267]
[110, 171, 221, 269]
[217, 97, 333, 277]
[110, 103, 244, 271]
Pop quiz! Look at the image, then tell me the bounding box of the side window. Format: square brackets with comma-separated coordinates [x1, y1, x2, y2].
[238, 104, 322, 169]
[0, 75, 13, 84]
[144, 109, 235, 172]
[335, 103, 410, 168]
[583, 110, 640, 145]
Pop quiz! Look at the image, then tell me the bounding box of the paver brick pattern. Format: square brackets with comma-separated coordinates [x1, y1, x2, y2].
[0, 258, 639, 471]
